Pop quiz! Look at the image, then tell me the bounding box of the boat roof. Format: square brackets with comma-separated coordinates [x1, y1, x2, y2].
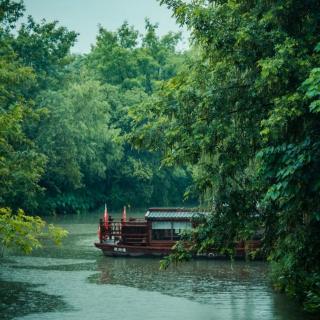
[145, 208, 210, 220]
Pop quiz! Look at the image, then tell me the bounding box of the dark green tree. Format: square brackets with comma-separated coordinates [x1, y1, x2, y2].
[0, 0, 77, 212]
[129, 0, 320, 311]
[86, 20, 193, 210]
[0, 0, 70, 253]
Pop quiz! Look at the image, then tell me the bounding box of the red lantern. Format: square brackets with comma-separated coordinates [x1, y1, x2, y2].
[122, 206, 127, 223]
[104, 204, 109, 230]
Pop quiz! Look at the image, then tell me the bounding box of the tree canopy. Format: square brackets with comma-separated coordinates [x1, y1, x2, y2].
[1, 0, 319, 312]
[130, 0, 320, 312]
[0, 0, 192, 217]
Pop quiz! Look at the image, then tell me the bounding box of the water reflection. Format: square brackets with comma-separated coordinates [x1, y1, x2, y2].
[92, 257, 315, 320]
[0, 280, 68, 320]
[0, 213, 317, 320]
[92, 257, 270, 305]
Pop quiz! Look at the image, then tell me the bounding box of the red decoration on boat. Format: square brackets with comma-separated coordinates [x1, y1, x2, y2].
[97, 225, 101, 241]
[104, 204, 109, 230]
[122, 206, 127, 223]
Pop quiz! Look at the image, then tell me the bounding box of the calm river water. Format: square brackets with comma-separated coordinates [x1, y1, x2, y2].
[0, 211, 316, 320]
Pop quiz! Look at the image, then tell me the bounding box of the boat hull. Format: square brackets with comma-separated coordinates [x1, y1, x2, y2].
[95, 242, 172, 257]
[94, 241, 261, 259]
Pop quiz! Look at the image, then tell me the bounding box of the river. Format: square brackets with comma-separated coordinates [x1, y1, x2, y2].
[0, 211, 316, 320]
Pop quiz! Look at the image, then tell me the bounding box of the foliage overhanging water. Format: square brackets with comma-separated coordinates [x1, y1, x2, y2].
[0, 212, 316, 320]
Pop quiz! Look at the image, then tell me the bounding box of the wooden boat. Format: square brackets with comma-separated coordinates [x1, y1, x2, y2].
[94, 207, 261, 258]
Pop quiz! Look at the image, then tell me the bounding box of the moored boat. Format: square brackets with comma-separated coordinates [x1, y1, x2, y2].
[94, 207, 261, 258]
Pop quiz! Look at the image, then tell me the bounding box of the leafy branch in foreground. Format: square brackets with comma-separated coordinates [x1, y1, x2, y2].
[0, 207, 68, 256]
[160, 240, 192, 270]
[153, 0, 320, 312]
[160, 211, 261, 270]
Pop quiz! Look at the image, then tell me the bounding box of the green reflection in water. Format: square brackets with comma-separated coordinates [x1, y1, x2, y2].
[91, 257, 270, 304]
[0, 280, 68, 320]
[0, 212, 318, 320]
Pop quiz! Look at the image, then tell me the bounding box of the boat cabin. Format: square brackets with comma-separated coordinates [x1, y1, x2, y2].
[98, 207, 207, 247]
[95, 207, 261, 258]
[145, 208, 194, 246]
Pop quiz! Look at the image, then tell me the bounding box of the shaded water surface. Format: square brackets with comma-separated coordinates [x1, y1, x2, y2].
[0, 212, 316, 320]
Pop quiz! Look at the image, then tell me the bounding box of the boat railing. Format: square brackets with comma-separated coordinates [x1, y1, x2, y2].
[99, 219, 147, 242]
[122, 218, 147, 224]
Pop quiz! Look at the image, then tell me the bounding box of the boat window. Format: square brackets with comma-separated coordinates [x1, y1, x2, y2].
[152, 221, 172, 240]
[151, 221, 192, 241]
[172, 222, 192, 240]
[152, 221, 172, 229]
[172, 222, 192, 230]
[152, 229, 172, 240]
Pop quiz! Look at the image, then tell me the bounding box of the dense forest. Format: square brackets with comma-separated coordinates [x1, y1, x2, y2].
[1, 0, 320, 313]
[0, 0, 193, 216]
